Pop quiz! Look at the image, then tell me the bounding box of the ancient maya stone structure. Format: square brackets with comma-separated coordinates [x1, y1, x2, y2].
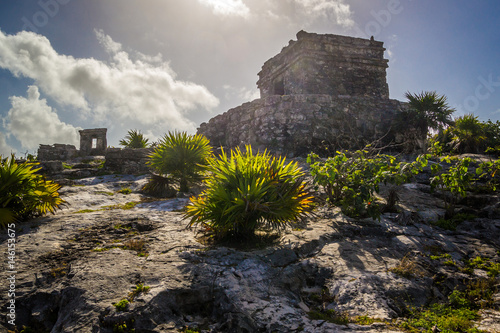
[79, 128, 107, 156]
[37, 128, 152, 175]
[198, 31, 410, 156]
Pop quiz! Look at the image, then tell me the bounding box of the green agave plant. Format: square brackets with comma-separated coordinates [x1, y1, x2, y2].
[148, 131, 211, 192]
[119, 129, 150, 148]
[184, 145, 315, 239]
[0, 155, 66, 227]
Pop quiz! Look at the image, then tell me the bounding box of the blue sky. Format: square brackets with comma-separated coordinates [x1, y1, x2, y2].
[0, 0, 499, 156]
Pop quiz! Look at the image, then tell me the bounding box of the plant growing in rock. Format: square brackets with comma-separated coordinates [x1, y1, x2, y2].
[430, 157, 474, 218]
[0, 155, 66, 226]
[185, 145, 315, 239]
[113, 299, 129, 312]
[307, 150, 427, 218]
[476, 159, 500, 192]
[148, 131, 211, 192]
[119, 129, 150, 148]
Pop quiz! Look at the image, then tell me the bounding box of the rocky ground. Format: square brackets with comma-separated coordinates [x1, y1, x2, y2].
[1, 170, 500, 332]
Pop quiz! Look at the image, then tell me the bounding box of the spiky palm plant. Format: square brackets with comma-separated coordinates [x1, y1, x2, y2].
[148, 131, 211, 192]
[119, 129, 150, 148]
[0, 155, 66, 227]
[449, 114, 487, 153]
[184, 146, 315, 239]
[404, 91, 455, 136]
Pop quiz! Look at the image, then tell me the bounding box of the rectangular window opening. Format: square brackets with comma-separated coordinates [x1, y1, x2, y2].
[91, 138, 97, 149]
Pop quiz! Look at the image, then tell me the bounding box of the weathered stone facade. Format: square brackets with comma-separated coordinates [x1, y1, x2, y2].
[198, 95, 408, 156]
[198, 31, 406, 156]
[257, 31, 389, 99]
[37, 144, 78, 161]
[79, 128, 107, 156]
[104, 148, 153, 174]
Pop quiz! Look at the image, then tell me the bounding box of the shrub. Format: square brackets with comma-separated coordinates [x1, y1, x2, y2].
[430, 157, 474, 218]
[148, 131, 211, 192]
[119, 129, 150, 148]
[141, 174, 176, 198]
[307, 150, 427, 219]
[431, 116, 500, 155]
[185, 146, 315, 239]
[0, 155, 66, 226]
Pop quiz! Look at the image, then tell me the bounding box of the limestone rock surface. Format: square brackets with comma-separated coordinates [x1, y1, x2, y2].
[1, 174, 499, 332]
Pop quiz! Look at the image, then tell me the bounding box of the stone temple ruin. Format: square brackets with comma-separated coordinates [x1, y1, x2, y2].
[37, 128, 152, 176]
[198, 31, 410, 156]
[36, 31, 411, 176]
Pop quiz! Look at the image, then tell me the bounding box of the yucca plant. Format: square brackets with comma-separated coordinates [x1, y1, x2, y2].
[119, 129, 150, 148]
[184, 146, 315, 239]
[148, 131, 211, 192]
[0, 155, 66, 227]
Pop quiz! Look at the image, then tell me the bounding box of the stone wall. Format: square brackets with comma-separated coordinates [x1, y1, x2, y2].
[80, 128, 107, 156]
[37, 144, 78, 161]
[198, 95, 409, 156]
[257, 31, 389, 99]
[104, 148, 153, 174]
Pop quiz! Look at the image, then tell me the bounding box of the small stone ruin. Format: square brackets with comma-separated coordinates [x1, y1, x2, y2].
[79, 128, 107, 156]
[37, 128, 151, 176]
[198, 31, 411, 156]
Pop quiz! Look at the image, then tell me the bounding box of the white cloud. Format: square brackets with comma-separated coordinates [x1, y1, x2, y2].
[292, 0, 354, 28]
[0, 30, 220, 134]
[5, 86, 80, 150]
[223, 85, 260, 101]
[0, 132, 15, 157]
[197, 0, 250, 17]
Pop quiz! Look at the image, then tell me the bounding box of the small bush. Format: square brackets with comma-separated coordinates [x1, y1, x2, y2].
[148, 131, 211, 192]
[185, 146, 315, 239]
[1, 155, 66, 226]
[141, 174, 176, 198]
[114, 299, 129, 312]
[307, 150, 427, 219]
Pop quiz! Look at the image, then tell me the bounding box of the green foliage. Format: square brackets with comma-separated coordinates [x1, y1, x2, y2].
[465, 257, 500, 277]
[148, 131, 211, 192]
[475, 159, 500, 192]
[0, 155, 66, 226]
[431, 157, 474, 218]
[141, 174, 176, 197]
[354, 315, 382, 325]
[307, 150, 428, 219]
[448, 114, 487, 154]
[430, 253, 452, 260]
[399, 278, 496, 332]
[401, 304, 480, 333]
[113, 322, 135, 333]
[113, 299, 129, 312]
[185, 145, 315, 239]
[404, 91, 455, 136]
[128, 283, 150, 301]
[118, 188, 132, 194]
[431, 213, 476, 231]
[119, 129, 150, 148]
[431, 116, 500, 155]
[307, 309, 349, 325]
